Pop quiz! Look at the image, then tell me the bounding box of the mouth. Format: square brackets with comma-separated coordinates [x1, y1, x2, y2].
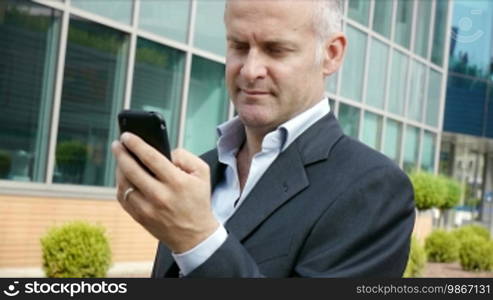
[239, 89, 271, 96]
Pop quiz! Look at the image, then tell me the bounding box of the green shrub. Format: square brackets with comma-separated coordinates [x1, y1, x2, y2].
[453, 225, 491, 244]
[438, 176, 461, 210]
[458, 235, 493, 272]
[409, 172, 446, 210]
[41, 221, 111, 278]
[0, 150, 12, 178]
[425, 230, 459, 263]
[56, 140, 87, 181]
[404, 236, 427, 277]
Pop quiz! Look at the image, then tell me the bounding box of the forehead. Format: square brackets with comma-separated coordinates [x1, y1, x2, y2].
[225, 0, 315, 38]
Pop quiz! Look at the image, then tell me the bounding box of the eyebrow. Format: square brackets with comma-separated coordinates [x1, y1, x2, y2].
[227, 36, 296, 47]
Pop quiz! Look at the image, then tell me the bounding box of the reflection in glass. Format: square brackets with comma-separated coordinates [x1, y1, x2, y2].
[414, 0, 432, 58]
[361, 112, 382, 150]
[348, 0, 370, 26]
[426, 70, 442, 127]
[131, 38, 185, 148]
[0, 0, 61, 182]
[444, 75, 486, 136]
[383, 119, 402, 164]
[449, 1, 493, 78]
[407, 60, 426, 122]
[373, 0, 393, 38]
[338, 103, 360, 138]
[139, 0, 190, 43]
[366, 39, 388, 109]
[404, 126, 420, 173]
[194, 0, 226, 56]
[431, 0, 449, 66]
[421, 131, 436, 172]
[341, 25, 367, 102]
[54, 17, 128, 186]
[388, 50, 408, 116]
[394, 0, 413, 49]
[71, 0, 132, 25]
[184, 56, 229, 155]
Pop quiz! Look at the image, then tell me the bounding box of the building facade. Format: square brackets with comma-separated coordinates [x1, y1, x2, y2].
[440, 0, 493, 229]
[0, 0, 451, 274]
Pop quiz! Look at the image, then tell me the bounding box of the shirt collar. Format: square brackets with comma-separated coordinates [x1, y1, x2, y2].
[216, 98, 330, 161]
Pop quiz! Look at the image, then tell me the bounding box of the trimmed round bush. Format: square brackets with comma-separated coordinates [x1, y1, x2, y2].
[41, 221, 111, 278]
[438, 176, 461, 210]
[453, 225, 491, 244]
[425, 230, 459, 263]
[409, 172, 446, 210]
[459, 235, 493, 272]
[404, 236, 427, 278]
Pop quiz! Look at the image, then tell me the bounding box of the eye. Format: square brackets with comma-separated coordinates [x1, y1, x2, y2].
[229, 42, 249, 52]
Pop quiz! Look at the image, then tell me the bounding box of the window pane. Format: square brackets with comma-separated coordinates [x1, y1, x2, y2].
[421, 131, 436, 172]
[426, 70, 442, 127]
[0, 0, 61, 182]
[449, 1, 493, 79]
[366, 39, 389, 109]
[139, 0, 190, 43]
[394, 0, 413, 49]
[338, 103, 360, 138]
[373, 0, 393, 38]
[388, 50, 408, 116]
[383, 119, 402, 164]
[444, 75, 486, 136]
[431, 0, 449, 66]
[403, 126, 420, 173]
[131, 38, 185, 148]
[71, 0, 132, 25]
[407, 60, 426, 122]
[341, 25, 367, 102]
[194, 0, 226, 56]
[348, 0, 370, 26]
[54, 18, 128, 186]
[414, 0, 432, 58]
[184, 56, 228, 155]
[361, 112, 382, 150]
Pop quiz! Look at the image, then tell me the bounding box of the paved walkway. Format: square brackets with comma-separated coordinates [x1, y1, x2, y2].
[423, 262, 493, 278]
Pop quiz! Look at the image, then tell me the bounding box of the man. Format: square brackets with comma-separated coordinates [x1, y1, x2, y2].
[112, 0, 415, 277]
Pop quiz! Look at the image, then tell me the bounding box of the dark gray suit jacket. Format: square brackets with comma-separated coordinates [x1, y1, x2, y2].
[151, 112, 415, 277]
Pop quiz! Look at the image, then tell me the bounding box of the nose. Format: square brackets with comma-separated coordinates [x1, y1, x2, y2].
[240, 49, 267, 83]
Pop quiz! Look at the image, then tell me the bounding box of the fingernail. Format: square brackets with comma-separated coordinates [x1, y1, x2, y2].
[121, 132, 130, 142]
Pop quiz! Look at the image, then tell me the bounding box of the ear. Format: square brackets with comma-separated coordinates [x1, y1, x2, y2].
[321, 32, 347, 77]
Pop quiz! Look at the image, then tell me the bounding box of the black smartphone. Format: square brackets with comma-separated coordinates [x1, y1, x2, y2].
[118, 110, 171, 176]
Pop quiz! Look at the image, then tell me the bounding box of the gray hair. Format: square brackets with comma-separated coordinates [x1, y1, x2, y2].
[312, 0, 343, 64]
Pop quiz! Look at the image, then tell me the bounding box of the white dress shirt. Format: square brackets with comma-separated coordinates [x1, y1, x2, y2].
[172, 98, 331, 275]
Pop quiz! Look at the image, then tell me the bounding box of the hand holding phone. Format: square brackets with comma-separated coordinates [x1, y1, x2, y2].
[117, 110, 171, 176]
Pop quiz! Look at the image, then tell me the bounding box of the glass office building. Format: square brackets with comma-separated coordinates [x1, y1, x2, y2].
[440, 0, 493, 227]
[0, 0, 451, 273]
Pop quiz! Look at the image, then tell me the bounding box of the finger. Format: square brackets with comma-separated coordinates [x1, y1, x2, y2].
[112, 140, 162, 199]
[172, 148, 210, 180]
[117, 187, 154, 227]
[120, 132, 179, 182]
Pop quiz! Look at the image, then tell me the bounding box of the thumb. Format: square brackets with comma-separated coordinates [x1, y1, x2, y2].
[171, 148, 210, 180]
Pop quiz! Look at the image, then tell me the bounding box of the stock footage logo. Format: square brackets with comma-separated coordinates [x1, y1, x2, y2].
[3, 281, 20, 297]
[452, 9, 484, 44]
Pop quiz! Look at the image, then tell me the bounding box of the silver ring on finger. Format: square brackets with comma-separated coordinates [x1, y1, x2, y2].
[123, 187, 135, 201]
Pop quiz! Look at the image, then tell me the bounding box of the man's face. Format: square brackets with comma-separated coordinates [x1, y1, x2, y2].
[225, 0, 327, 131]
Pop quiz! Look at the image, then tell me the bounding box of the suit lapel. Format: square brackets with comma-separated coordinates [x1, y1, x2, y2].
[159, 112, 344, 276]
[226, 112, 344, 242]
